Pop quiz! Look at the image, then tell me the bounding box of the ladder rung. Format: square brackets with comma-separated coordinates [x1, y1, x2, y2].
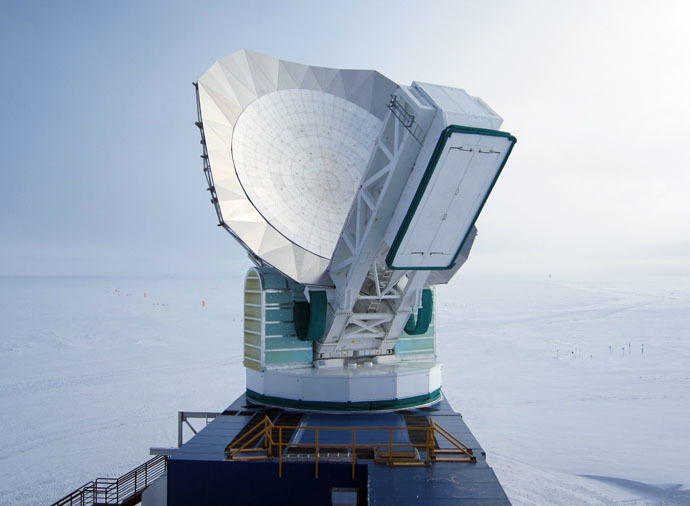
[378, 451, 417, 458]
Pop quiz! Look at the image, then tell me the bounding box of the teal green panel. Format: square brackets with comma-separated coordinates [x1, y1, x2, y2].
[265, 291, 292, 304]
[265, 337, 312, 350]
[293, 301, 310, 340]
[401, 324, 435, 338]
[264, 349, 312, 364]
[265, 308, 294, 322]
[304, 290, 327, 342]
[395, 338, 435, 353]
[405, 313, 415, 333]
[404, 289, 433, 335]
[295, 291, 327, 342]
[262, 272, 289, 289]
[265, 322, 297, 336]
[402, 321, 434, 338]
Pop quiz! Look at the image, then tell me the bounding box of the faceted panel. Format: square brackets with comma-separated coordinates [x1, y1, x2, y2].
[197, 49, 397, 284]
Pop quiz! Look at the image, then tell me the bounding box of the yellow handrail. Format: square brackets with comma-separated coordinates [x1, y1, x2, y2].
[227, 416, 270, 459]
[351, 429, 356, 478]
[433, 421, 473, 454]
[227, 416, 476, 479]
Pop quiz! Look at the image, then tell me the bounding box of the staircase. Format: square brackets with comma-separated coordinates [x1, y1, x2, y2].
[51, 455, 167, 506]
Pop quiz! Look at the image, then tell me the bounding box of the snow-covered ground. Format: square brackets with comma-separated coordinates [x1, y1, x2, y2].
[436, 277, 690, 505]
[1, 274, 688, 505]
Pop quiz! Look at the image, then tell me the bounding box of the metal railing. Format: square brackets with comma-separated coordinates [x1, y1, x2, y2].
[226, 416, 475, 479]
[193, 81, 257, 261]
[177, 411, 220, 447]
[51, 455, 167, 506]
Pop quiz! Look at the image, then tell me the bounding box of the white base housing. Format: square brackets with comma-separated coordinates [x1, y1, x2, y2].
[246, 360, 442, 411]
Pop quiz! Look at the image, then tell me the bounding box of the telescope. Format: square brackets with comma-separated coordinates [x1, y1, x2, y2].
[195, 49, 516, 411]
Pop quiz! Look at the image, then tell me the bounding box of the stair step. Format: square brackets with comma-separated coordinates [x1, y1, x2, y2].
[434, 456, 477, 463]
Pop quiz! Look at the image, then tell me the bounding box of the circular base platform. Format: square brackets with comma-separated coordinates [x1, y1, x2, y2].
[245, 388, 442, 412]
[245, 360, 442, 412]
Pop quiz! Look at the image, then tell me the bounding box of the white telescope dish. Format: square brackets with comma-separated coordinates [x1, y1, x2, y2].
[196, 50, 516, 411]
[197, 50, 396, 285]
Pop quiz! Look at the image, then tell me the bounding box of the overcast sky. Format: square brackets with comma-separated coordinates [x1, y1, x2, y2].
[1, 1, 688, 279]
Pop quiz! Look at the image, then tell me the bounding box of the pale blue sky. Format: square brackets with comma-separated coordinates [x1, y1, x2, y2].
[1, 1, 689, 278]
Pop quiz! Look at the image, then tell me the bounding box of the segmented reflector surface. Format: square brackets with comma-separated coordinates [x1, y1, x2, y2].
[232, 89, 381, 258]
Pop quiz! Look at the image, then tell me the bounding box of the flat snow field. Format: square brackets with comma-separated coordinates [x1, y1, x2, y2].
[0, 274, 688, 505]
